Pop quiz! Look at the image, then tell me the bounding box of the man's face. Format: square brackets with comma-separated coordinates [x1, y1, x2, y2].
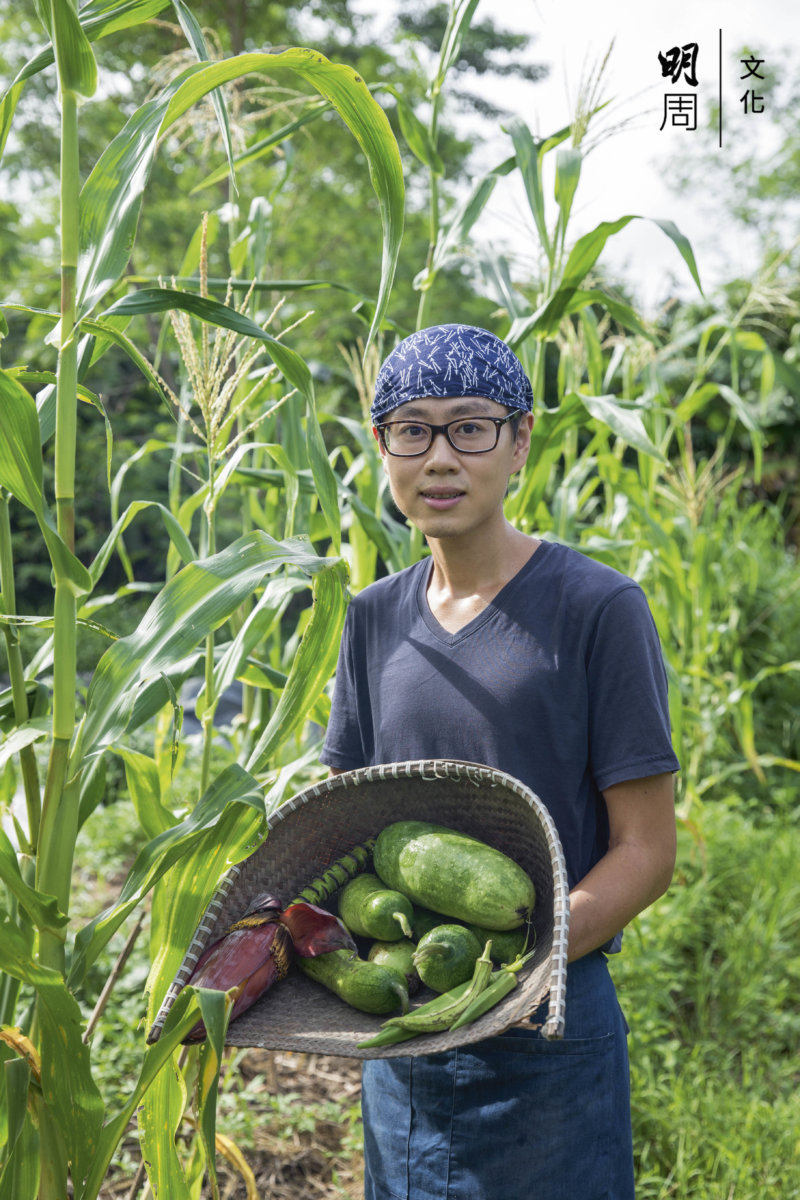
[373, 395, 532, 543]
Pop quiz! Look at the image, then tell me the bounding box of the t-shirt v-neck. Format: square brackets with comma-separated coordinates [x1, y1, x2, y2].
[416, 543, 547, 645]
[322, 536, 680, 897]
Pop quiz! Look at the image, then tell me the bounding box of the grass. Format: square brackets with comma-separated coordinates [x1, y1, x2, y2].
[614, 803, 800, 1199]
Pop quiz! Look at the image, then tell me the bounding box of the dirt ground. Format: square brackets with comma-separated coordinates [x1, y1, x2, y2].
[100, 1050, 365, 1200]
[233, 1049, 365, 1200]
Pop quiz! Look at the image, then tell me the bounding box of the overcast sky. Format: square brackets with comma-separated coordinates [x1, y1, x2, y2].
[354, 0, 798, 313]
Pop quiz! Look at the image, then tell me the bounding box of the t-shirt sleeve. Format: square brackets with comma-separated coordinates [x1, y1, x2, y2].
[586, 584, 680, 793]
[320, 607, 368, 771]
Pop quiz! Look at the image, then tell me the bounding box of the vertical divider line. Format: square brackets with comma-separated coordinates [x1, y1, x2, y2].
[718, 28, 723, 148]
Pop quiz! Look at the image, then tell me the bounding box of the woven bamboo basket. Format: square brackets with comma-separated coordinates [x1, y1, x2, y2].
[148, 760, 570, 1057]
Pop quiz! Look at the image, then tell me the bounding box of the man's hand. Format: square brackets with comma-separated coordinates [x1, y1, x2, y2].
[567, 773, 676, 963]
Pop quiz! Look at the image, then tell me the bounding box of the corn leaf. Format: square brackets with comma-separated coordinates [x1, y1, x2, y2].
[51, 0, 98, 98]
[195, 989, 235, 1198]
[384, 87, 444, 174]
[81, 316, 174, 412]
[139, 1055, 190, 1200]
[0, 917, 104, 1193]
[80, 0, 170, 32]
[69, 762, 265, 988]
[769, 346, 800, 396]
[138, 274, 379, 303]
[572, 392, 668, 463]
[0, 2, 168, 164]
[717, 383, 764, 480]
[110, 443, 193, 582]
[111, 746, 174, 840]
[303, 387, 341, 554]
[237, 660, 331, 727]
[0, 1059, 39, 1200]
[168, 0, 235, 185]
[568, 289, 655, 342]
[0, 680, 49, 730]
[122, 656, 201, 743]
[88, 499, 196, 589]
[80, 986, 204, 1200]
[437, 0, 481, 81]
[0, 370, 92, 596]
[427, 156, 515, 280]
[507, 393, 587, 519]
[0, 81, 23, 162]
[101, 288, 310, 391]
[144, 799, 266, 1030]
[194, 573, 304, 723]
[0, 722, 51, 772]
[649, 217, 704, 295]
[579, 308, 605, 395]
[342, 488, 398, 564]
[554, 146, 583, 237]
[478, 252, 529, 323]
[213, 1133, 258, 1200]
[504, 118, 571, 260]
[0, 371, 44, 515]
[166, 50, 404, 352]
[81, 531, 333, 754]
[192, 99, 330, 193]
[511, 216, 703, 346]
[7, 371, 104, 444]
[673, 382, 719, 424]
[0, 828, 66, 938]
[77, 48, 404, 353]
[247, 558, 349, 773]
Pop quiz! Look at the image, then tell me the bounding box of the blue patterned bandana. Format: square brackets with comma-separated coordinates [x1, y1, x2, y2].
[371, 324, 533, 422]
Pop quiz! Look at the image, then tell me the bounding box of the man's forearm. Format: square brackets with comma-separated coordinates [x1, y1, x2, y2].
[567, 842, 673, 962]
[567, 773, 677, 963]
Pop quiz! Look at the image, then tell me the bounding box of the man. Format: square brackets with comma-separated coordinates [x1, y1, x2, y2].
[321, 324, 678, 1199]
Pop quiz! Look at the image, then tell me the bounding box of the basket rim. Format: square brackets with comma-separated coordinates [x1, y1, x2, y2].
[148, 759, 571, 1046]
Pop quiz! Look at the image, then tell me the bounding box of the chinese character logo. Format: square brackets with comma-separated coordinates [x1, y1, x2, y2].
[740, 54, 766, 114]
[660, 94, 698, 131]
[658, 43, 699, 86]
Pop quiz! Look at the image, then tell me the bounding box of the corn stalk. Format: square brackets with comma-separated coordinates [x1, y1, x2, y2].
[0, 3, 404, 1196]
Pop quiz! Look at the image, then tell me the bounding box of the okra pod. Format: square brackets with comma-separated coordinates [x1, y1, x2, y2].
[448, 944, 538, 1031]
[380, 941, 494, 1034]
[356, 1024, 419, 1049]
[449, 966, 518, 1030]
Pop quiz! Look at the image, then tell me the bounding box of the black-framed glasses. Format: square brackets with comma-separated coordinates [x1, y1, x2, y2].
[376, 413, 518, 457]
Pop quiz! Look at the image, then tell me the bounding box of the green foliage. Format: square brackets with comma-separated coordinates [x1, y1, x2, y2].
[616, 805, 800, 1197]
[0, 3, 405, 1197]
[1, 3, 798, 1197]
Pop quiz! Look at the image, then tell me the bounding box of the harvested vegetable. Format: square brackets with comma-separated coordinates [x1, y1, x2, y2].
[412, 924, 482, 993]
[338, 872, 414, 940]
[373, 821, 535, 930]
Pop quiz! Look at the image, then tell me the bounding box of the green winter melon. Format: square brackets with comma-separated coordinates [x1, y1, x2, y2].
[373, 820, 536, 931]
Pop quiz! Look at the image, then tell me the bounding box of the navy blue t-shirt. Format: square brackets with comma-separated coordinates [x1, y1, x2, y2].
[321, 540, 679, 896]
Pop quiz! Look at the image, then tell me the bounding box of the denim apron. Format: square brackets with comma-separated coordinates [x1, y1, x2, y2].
[361, 951, 634, 1200]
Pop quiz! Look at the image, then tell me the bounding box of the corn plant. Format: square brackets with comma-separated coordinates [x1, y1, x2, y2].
[381, 35, 798, 807]
[0, 2, 404, 1197]
[451, 56, 800, 808]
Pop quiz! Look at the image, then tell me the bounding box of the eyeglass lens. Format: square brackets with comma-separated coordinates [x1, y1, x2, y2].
[382, 417, 503, 455]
